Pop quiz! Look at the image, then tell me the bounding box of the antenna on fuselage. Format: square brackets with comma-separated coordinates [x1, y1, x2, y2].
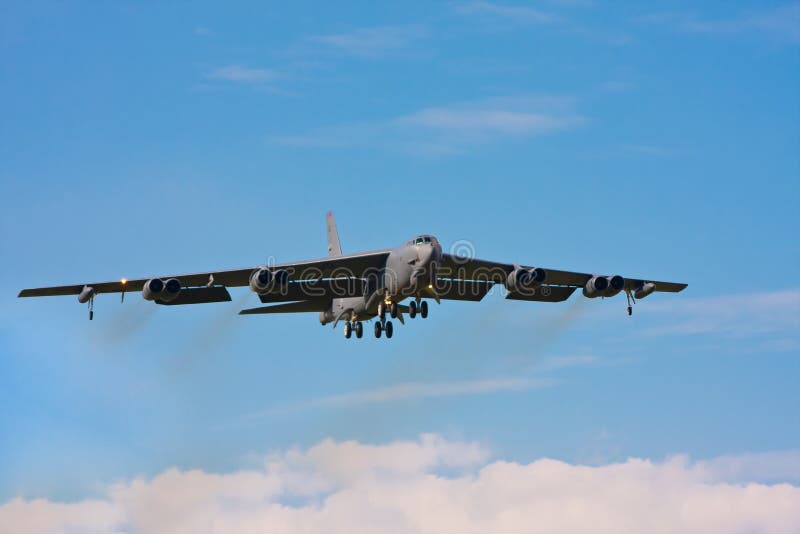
[326, 211, 342, 257]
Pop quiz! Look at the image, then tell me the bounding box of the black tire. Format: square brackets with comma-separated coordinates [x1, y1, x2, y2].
[374, 321, 382, 338]
[390, 302, 398, 319]
[355, 322, 363, 338]
[378, 303, 386, 322]
[420, 300, 429, 319]
[344, 323, 352, 339]
[409, 300, 417, 318]
[385, 321, 393, 338]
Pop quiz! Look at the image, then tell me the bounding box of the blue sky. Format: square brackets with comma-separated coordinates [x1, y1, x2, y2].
[1, 1, 799, 531]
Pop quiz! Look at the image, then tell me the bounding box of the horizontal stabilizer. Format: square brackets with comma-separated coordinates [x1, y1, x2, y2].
[506, 285, 576, 302]
[240, 300, 330, 315]
[156, 286, 231, 306]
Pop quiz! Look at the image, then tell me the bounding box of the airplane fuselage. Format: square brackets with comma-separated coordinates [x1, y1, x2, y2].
[322, 235, 442, 325]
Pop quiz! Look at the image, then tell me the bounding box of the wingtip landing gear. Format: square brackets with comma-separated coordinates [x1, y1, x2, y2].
[625, 290, 635, 316]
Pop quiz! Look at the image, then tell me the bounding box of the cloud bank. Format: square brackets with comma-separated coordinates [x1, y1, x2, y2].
[2, 434, 799, 534]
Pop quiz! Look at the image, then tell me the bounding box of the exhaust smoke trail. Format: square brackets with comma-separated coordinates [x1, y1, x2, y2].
[95, 299, 157, 347]
[169, 290, 253, 375]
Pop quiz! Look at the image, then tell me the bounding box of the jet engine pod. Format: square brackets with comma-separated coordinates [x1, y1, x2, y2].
[634, 282, 656, 300]
[529, 267, 547, 284]
[506, 267, 546, 293]
[77, 285, 95, 304]
[582, 275, 609, 298]
[142, 278, 165, 301]
[604, 275, 625, 297]
[249, 268, 290, 294]
[160, 278, 182, 302]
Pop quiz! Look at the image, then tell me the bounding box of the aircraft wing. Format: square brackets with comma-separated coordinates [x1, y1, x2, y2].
[18, 250, 392, 299]
[437, 253, 687, 294]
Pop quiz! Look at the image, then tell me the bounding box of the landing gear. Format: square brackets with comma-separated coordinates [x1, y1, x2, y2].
[408, 300, 417, 318]
[420, 300, 429, 319]
[385, 321, 393, 338]
[390, 302, 398, 319]
[355, 321, 363, 338]
[344, 322, 352, 338]
[374, 321, 383, 338]
[88, 296, 94, 321]
[625, 290, 635, 316]
[378, 303, 386, 322]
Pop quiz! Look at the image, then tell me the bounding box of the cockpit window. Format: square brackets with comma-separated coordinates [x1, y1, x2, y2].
[423, 236, 431, 243]
[415, 237, 424, 244]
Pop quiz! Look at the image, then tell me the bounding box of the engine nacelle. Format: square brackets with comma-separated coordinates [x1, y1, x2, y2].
[142, 278, 164, 301]
[634, 282, 656, 300]
[605, 275, 625, 298]
[582, 275, 609, 298]
[142, 278, 182, 302]
[77, 285, 95, 304]
[583, 275, 625, 298]
[160, 278, 182, 302]
[249, 268, 289, 294]
[505, 267, 547, 292]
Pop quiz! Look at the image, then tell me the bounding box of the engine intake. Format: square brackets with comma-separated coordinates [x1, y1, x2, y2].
[161, 278, 182, 302]
[142, 278, 165, 301]
[583, 275, 625, 298]
[249, 268, 289, 294]
[506, 267, 547, 293]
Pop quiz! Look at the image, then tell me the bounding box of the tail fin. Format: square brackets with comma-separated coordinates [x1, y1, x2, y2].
[326, 211, 342, 257]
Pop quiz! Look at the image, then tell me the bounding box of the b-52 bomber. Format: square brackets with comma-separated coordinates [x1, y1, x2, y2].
[18, 212, 687, 339]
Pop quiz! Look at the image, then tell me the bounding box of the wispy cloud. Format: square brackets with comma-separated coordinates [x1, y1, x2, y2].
[271, 95, 586, 155]
[636, 3, 800, 44]
[305, 24, 428, 58]
[206, 64, 281, 83]
[643, 289, 800, 337]
[455, 1, 559, 24]
[258, 377, 554, 416]
[3, 435, 799, 533]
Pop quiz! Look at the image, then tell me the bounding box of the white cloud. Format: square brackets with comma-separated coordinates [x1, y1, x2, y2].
[271, 95, 585, 155]
[636, 4, 800, 44]
[307, 25, 427, 58]
[260, 377, 554, 416]
[206, 65, 280, 83]
[3, 434, 800, 534]
[642, 289, 800, 337]
[455, 1, 558, 24]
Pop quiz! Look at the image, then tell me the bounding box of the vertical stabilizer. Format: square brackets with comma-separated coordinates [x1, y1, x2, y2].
[326, 211, 342, 257]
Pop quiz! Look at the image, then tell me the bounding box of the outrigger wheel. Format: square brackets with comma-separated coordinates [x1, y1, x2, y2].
[374, 321, 382, 338]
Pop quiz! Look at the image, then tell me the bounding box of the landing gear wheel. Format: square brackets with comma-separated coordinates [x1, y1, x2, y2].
[355, 322, 363, 338]
[374, 321, 382, 338]
[390, 302, 398, 319]
[627, 306, 633, 316]
[385, 321, 393, 338]
[344, 322, 352, 339]
[420, 300, 429, 319]
[408, 300, 417, 318]
[378, 303, 386, 322]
